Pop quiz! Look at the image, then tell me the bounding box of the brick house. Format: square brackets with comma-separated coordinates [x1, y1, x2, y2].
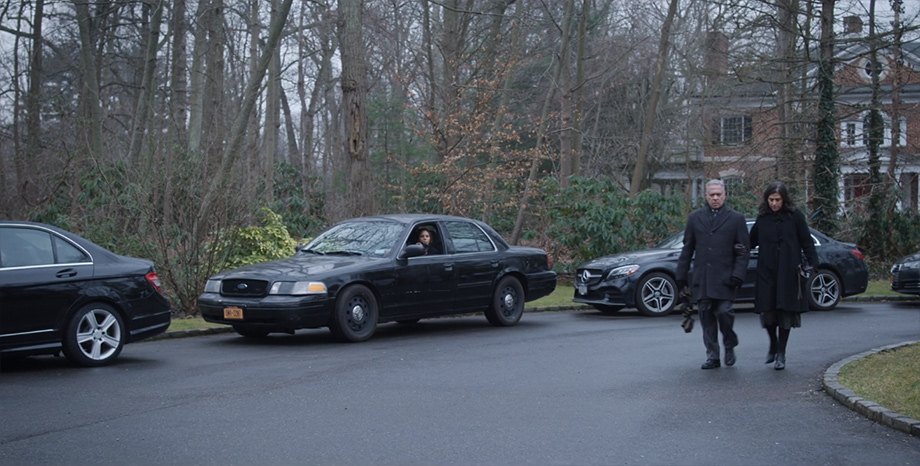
[661, 16, 920, 215]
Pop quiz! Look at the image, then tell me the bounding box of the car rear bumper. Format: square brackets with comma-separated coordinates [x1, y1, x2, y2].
[197, 293, 332, 330]
[525, 271, 558, 302]
[127, 309, 172, 342]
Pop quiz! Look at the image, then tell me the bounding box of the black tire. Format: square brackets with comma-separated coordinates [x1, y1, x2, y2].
[593, 305, 623, 315]
[329, 285, 379, 342]
[808, 269, 841, 311]
[485, 276, 525, 326]
[62, 303, 125, 367]
[233, 325, 270, 338]
[635, 272, 677, 317]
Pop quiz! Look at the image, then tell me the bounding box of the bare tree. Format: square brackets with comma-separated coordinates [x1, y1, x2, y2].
[629, 0, 679, 195]
[127, 0, 164, 163]
[336, 0, 374, 218]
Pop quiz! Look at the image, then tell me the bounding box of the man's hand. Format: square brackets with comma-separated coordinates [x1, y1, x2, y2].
[729, 276, 743, 289]
[733, 243, 748, 256]
[677, 281, 691, 300]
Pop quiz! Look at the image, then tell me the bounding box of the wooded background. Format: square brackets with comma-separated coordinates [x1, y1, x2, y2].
[1, 0, 918, 313]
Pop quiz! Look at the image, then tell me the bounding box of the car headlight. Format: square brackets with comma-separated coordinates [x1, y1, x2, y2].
[204, 279, 221, 293]
[269, 281, 328, 295]
[606, 264, 640, 280]
[900, 261, 920, 270]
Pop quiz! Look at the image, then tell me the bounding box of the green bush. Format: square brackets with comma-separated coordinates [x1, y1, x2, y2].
[210, 208, 298, 271]
[534, 177, 687, 273]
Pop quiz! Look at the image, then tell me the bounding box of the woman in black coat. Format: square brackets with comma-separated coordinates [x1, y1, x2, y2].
[749, 181, 819, 370]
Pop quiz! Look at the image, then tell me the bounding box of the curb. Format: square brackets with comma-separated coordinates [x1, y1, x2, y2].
[822, 340, 920, 438]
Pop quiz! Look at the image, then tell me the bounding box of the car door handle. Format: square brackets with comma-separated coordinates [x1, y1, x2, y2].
[56, 268, 77, 278]
[443, 263, 453, 271]
[490, 261, 499, 268]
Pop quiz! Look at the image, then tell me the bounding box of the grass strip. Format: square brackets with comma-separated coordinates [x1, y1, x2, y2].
[838, 342, 920, 420]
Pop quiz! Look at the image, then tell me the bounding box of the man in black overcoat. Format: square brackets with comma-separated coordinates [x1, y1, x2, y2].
[676, 179, 750, 369]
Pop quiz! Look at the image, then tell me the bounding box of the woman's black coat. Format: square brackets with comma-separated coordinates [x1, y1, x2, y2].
[749, 209, 820, 313]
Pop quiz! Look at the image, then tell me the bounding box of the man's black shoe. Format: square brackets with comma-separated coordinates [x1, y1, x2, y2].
[725, 348, 736, 367]
[701, 359, 721, 370]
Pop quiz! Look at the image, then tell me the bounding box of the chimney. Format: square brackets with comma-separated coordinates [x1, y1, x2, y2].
[844, 16, 863, 35]
[705, 31, 729, 76]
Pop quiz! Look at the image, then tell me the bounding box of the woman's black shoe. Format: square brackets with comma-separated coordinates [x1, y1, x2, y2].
[765, 353, 775, 364]
[774, 353, 786, 370]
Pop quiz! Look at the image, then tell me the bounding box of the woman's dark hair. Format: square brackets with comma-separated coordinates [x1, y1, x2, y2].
[758, 181, 796, 215]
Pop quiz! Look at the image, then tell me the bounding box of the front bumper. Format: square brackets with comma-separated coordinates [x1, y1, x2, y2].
[197, 293, 332, 331]
[572, 276, 633, 308]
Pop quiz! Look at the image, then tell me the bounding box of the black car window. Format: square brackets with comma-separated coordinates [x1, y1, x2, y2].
[444, 221, 495, 253]
[54, 235, 91, 263]
[0, 227, 55, 267]
[303, 220, 404, 257]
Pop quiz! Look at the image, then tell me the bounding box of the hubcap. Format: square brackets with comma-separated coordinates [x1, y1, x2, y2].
[76, 310, 120, 360]
[350, 303, 366, 322]
[642, 278, 674, 313]
[503, 292, 514, 309]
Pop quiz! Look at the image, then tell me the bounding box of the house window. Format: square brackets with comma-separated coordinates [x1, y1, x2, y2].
[840, 114, 906, 148]
[716, 115, 752, 145]
[845, 122, 857, 146]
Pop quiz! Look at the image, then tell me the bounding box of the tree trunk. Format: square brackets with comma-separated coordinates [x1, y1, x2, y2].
[128, 0, 164, 163]
[193, 0, 294, 241]
[337, 0, 374, 218]
[72, 0, 104, 160]
[864, 0, 887, 257]
[629, 0, 679, 195]
[263, 0, 283, 203]
[812, 0, 840, 235]
[775, 0, 799, 184]
[187, 0, 210, 156]
[164, 0, 189, 222]
[510, 2, 571, 244]
[557, 1, 576, 188]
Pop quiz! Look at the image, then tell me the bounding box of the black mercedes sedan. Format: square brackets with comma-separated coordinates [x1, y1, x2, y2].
[890, 252, 920, 295]
[574, 220, 868, 316]
[0, 221, 172, 366]
[197, 214, 557, 342]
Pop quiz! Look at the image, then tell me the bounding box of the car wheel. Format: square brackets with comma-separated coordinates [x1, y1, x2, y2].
[62, 303, 125, 367]
[485, 276, 524, 326]
[593, 305, 623, 315]
[635, 272, 677, 317]
[329, 285, 379, 342]
[808, 269, 841, 311]
[233, 325, 270, 338]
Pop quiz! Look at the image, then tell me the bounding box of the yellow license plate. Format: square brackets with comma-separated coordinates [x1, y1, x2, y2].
[223, 306, 244, 319]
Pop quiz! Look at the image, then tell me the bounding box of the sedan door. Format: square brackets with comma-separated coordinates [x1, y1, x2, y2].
[0, 226, 94, 349]
[441, 220, 501, 311]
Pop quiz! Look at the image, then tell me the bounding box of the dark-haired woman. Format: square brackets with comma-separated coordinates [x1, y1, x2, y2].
[749, 181, 819, 370]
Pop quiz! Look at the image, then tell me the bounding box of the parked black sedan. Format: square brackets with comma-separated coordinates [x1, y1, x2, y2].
[890, 252, 920, 295]
[197, 214, 557, 342]
[0, 221, 172, 366]
[574, 220, 868, 316]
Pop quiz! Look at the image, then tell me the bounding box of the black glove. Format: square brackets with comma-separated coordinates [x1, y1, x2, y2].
[676, 281, 691, 300]
[733, 243, 748, 256]
[729, 276, 743, 289]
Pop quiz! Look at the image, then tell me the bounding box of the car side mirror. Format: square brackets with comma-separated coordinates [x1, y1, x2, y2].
[400, 243, 426, 259]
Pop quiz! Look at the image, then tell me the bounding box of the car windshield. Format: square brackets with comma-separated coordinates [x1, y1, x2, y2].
[656, 232, 684, 249]
[301, 220, 404, 257]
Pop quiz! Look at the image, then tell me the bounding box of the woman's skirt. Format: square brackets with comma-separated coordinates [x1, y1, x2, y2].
[760, 310, 801, 329]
